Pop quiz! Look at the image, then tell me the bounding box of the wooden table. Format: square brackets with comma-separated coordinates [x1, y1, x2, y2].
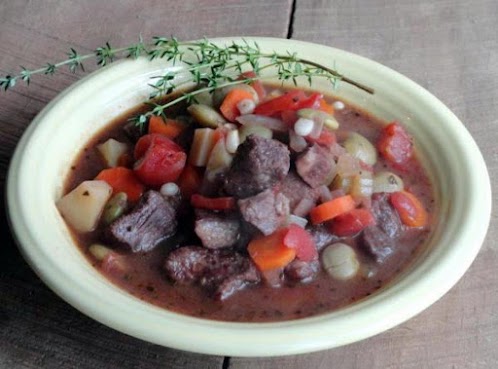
[1, 1, 497, 367]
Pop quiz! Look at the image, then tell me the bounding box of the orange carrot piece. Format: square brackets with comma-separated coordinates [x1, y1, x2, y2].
[390, 191, 428, 227]
[178, 165, 202, 199]
[318, 98, 335, 115]
[220, 89, 254, 122]
[248, 229, 296, 271]
[148, 115, 184, 139]
[96, 167, 144, 202]
[310, 195, 356, 225]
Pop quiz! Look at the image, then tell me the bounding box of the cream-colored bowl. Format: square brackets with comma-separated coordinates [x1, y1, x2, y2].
[6, 37, 491, 356]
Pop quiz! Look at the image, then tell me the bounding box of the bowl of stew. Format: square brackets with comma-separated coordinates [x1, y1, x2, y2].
[6, 37, 491, 356]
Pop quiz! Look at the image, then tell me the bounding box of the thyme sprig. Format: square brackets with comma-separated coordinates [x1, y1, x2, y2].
[0, 36, 374, 126]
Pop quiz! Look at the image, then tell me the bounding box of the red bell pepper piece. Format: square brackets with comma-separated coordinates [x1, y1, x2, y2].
[191, 194, 236, 210]
[330, 209, 376, 237]
[253, 90, 307, 116]
[283, 224, 318, 261]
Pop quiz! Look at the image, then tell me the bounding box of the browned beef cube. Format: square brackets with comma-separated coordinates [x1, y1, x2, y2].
[371, 193, 402, 238]
[296, 144, 336, 188]
[238, 188, 290, 236]
[194, 210, 241, 249]
[107, 191, 177, 253]
[361, 226, 394, 263]
[279, 171, 320, 212]
[224, 135, 290, 198]
[163, 246, 260, 300]
[284, 259, 320, 283]
[306, 224, 339, 251]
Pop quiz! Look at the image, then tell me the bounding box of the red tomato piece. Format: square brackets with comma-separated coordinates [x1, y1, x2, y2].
[330, 208, 376, 237]
[306, 128, 336, 147]
[283, 224, 318, 261]
[134, 141, 186, 186]
[190, 194, 236, 210]
[377, 122, 413, 169]
[253, 90, 307, 116]
[134, 134, 183, 161]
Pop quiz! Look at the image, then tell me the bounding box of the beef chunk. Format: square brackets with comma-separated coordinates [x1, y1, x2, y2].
[107, 191, 177, 252]
[279, 171, 320, 212]
[361, 226, 395, 263]
[296, 144, 336, 188]
[285, 259, 320, 283]
[238, 188, 290, 236]
[224, 135, 290, 198]
[307, 224, 339, 251]
[194, 210, 240, 249]
[163, 246, 260, 300]
[370, 193, 403, 238]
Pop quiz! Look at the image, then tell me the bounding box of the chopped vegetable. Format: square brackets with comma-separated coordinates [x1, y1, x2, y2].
[310, 195, 356, 224]
[322, 243, 360, 280]
[134, 137, 187, 186]
[96, 167, 144, 202]
[236, 114, 288, 132]
[239, 124, 273, 143]
[377, 122, 413, 169]
[318, 98, 335, 115]
[306, 128, 336, 147]
[225, 129, 240, 154]
[213, 84, 259, 107]
[297, 108, 339, 130]
[294, 118, 314, 136]
[238, 71, 266, 100]
[332, 101, 345, 110]
[97, 138, 128, 168]
[191, 194, 236, 210]
[253, 90, 307, 116]
[56, 180, 112, 232]
[330, 173, 353, 193]
[344, 133, 377, 165]
[134, 134, 183, 160]
[350, 171, 374, 200]
[102, 192, 128, 224]
[160, 182, 180, 197]
[336, 153, 361, 177]
[390, 191, 428, 227]
[187, 104, 226, 128]
[220, 89, 255, 122]
[178, 165, 202, 199]
[148, 115, 184, 138]
[248, 229, 296, 271]
[288, 214, 308, 228]
[88, 243, 113, 261]
[331, 209, 376, 236]
[205, 138, 233, 181]
[237, 98, 256, 115]
[373, 171, 404, 193]
[283, 224, 318, 261]
[188, 128, 217, 166]
[289, 129, 308, 152]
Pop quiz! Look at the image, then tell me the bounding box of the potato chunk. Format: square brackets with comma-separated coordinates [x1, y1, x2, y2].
[56, 180, 112, 232]
[97, 138, 128, 167]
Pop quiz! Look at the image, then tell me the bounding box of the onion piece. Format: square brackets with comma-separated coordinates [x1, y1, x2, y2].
[289, 129, 308, 152]
[236, 114, 288, 132]
[237, 99, 256, 115]
[337, 153, 361, 177]
[317, 185, 333, 203]
[288, 214, 308, 228]
[292, 197, 316, 217]
[308, 119, 324, 139]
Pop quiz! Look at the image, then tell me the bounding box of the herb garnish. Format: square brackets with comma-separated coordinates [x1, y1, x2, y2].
[0, 37, 374, 127]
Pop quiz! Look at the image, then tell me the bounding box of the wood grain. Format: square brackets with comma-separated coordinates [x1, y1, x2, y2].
[232, 0, 498, 368]
[0, 1, 292, 368]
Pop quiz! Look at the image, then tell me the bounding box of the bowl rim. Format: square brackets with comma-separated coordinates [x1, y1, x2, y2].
[6, 36, 492, 356]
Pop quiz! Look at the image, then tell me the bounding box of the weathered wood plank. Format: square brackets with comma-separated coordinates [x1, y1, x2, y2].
[0, 0, 292, 368]
[232, 0, 498, 368]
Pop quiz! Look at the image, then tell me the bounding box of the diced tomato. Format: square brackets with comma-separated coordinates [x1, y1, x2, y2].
[133, 138, 186, 186]
[330, 208, 376, 237]
[190, 194, 236, 210]
[239, 71, 266, 100]
[283, 224, 318, 261]
[377, 122, 413, 170]
[390, 191, 428, 227]
[134, 134, 183, 161]
[306, 128, 336, 147]
[253, 90, 307, 116]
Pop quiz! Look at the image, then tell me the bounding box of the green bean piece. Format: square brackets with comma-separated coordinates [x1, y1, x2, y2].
[103, 192, 128, 225]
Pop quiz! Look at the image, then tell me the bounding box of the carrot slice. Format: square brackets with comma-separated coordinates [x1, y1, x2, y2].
[219, 89, 254, 122]
[390, 191, 428, 227]
[310, 195, 356, 225]
[248, 229, 296, 271]
[96, 167, 144, 202]
[318, 98, 335, 115]
[148, 115, 184, 139]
